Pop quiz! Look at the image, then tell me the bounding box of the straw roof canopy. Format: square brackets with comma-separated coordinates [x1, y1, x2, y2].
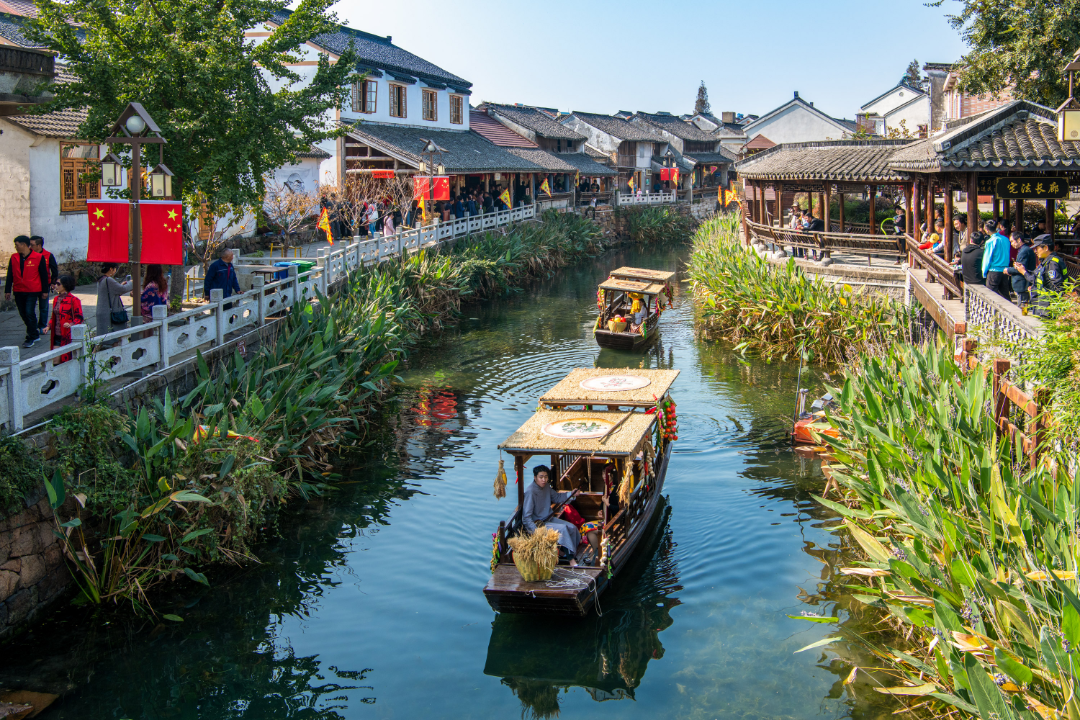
[498, 410, 656, 456]
[608, 267, 675, 283]
[599, 278, 666, 295]
[539, 368, 680, 408]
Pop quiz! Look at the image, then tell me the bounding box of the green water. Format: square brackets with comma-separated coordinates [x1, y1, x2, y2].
[1, 244, 905, 719]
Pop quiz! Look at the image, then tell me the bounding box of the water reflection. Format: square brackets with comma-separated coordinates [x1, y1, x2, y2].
[485, 505, 679, 717]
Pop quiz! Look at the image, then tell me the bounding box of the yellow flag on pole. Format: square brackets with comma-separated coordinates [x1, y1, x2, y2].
[540, 178, 551, 197]
[317, 206, 334, 245]
[418, 195, 426, 224]
[628, 175, 635, 190]
[499, 189, 512, 208]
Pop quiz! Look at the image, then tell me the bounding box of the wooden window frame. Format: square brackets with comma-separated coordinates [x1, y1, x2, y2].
[60, 142, 100, 214]
[389, 84, 407, 118]
[422, 88, 437, 122]
[449, 94, 463, 125]
[364, 79, 377, 113]
[350, 82, 361, 112]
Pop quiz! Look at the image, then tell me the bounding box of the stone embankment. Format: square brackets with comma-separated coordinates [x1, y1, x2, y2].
[0, 490, 71, 640]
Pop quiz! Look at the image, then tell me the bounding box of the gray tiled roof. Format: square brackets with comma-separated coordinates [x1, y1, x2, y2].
[0, 11, 36, 46]
[584, 144, 609, 160]
[345, 122, 543, 173]
[736, 139, 913, 182]
[5, 107, 87, 137]
[506, 148, 577, 172]
[296, 144, 331, 159]
[552, 151, 617, 176]
[887, 100, 1080, 171]
[684, 150, 736, 166]
[568, 112, 665, 142]
[485, 103, 585, 141]
[274, 11, 470, 91]
[634, 112, 716, 142]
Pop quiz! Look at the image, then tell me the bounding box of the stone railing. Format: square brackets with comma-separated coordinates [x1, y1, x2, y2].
[964, 282, 1043, 357]
[1, 204, 539, 432]
[615, 191, 676, 206]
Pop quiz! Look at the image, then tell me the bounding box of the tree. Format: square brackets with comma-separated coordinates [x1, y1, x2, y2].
[694, 81, 711, 116]
[903, 59, 922, 88]
[27, 0, 359, 211]
[929, 0, 1080, 107]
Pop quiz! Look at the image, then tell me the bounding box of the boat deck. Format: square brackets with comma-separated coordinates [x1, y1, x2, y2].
[485, 564, 605, 615]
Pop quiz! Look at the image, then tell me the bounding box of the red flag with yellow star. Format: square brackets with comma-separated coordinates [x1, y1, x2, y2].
[138, 200, 184, 264]
[86, 199, 130, 262]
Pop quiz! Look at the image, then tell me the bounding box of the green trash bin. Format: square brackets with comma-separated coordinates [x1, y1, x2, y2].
[279, 259, 317, 275]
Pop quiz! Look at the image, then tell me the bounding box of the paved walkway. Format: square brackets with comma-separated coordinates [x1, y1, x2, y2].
[0, 236, 338, 360]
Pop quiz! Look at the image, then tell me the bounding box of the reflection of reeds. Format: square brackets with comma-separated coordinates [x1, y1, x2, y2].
[505, 678, 561, 719]
[508, 527, 560, 581]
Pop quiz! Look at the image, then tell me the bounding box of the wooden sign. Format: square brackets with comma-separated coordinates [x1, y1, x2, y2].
[977, 176, 996, 196]
[994, 176, 1069, 199]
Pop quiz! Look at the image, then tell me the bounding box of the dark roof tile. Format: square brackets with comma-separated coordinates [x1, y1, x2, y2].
[736, 139, 912, 182]
[568, 112, 665, 142]
[484, 103, 585, 140]
[344, 122, 543, 174]
[5, 107, 87, 137]
[470, 109, 536, 147]
[634, 112, 716, 142]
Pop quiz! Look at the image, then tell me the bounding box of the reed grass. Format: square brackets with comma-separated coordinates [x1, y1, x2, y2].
[508, 527, 560, 580]
[688, 213, 912, 364]
[818, 341, 1080, 720]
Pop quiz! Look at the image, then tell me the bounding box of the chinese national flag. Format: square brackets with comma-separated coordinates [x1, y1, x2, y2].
[412, 176, 451, 201]
[86, 200, 130, 262]
[138, 200, 184, 264]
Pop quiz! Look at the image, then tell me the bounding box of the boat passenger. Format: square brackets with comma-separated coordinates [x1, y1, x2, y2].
[629, 293, 648, 333]
[522, 465, 580, 564]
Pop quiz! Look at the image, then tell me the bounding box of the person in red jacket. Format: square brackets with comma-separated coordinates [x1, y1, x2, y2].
[48, 275, 83, 364]
[4, 235, 50, 348]
[30, 235, 58, 332]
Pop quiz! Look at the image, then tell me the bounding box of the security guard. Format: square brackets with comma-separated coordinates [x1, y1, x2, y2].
[1019, 235, 1071, 316]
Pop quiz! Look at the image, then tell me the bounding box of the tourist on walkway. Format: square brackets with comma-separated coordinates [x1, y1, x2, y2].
[48, 275, 82, 364]
[961, 232, 985, 286]
[30, 235, 57, 332]
[96, 262, 132, 336]
[467, 193, 479, 217]
[483, 192, 494, 214]
[1006, 232, 1036, 306]
[140, 264, 169, 323]
[4, 235, 49, 348]
[981, 220, 1012, 301]
[204, 249, 241, 300]
[382, 201, 396, 236]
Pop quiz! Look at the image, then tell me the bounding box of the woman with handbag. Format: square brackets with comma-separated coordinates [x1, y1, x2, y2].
[95, 262, 132, 340]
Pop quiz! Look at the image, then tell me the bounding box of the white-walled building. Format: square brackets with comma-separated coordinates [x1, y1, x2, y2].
[858, 82, 929, 137]
[560, 112, 668, 193]
[740, 93, 856, 148]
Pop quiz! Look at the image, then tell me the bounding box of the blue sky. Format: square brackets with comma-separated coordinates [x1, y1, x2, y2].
[334, 0, 970, 120]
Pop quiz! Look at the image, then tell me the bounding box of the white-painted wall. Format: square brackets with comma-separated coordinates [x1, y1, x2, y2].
[338, 77, 469, 132]
[636, 142, 654, 170]
[862, 86, 924, 117]
[883, 96, 930, 137]
[0, 120, 33, 262]
[742, 103, 851, 144]
[561, 116, 620, 155]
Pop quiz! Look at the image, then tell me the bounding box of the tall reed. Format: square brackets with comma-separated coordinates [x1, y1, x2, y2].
[688, 213, 911, 364]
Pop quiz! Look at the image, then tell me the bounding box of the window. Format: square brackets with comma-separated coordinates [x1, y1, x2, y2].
[390, 84, 407, 118]
[60, 143, 100, 213]
[352, 80, 377, 113]
[450, 95, 463, 125]
[422, 89, 437, 121]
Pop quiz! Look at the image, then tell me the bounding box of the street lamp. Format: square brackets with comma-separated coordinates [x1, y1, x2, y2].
[99, 153, 124, 187]
[149, 163, 173, 198]
[1058, 47, 1080, 142]
[104, 102, 168, 319]
[419, 139, 446, 226]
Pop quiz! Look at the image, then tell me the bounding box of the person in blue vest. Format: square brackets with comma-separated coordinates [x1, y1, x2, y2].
[203, 249, 241, 300]
[980, 220, 1012, 301]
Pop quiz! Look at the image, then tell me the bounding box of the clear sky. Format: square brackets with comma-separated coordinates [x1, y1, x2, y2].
[332, 0, 970, 120]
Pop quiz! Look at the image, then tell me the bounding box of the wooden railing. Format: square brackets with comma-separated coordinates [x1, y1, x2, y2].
[746, 220, 905, 263]
[905, 234, 962, 299]
[991, 358, 1050, 471]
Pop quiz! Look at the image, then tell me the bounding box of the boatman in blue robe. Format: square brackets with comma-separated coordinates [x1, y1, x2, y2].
[522, 465, 579, 564]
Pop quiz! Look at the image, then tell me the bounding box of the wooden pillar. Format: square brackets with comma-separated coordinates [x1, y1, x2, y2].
[993, 196, 1000, 223]
[944, 178, 954, 262]
[515, 455, 525, 507]
[926, 179, 936, 236]
[837, 191, 845, 231]
[776, 181, 784, 226]
[905, 183, 913, 242]
[913, 178, 923, 262]
[967, 173, 978, 244]
[1003, 193, 1011, 227]
[868, 185, 877, 235]
[1015, 198, 1023, 232]
[823, 185, 831, 232]
[1047, 199, 1056, 237]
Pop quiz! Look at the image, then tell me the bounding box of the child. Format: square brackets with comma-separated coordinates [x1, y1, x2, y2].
[48, 275, 83, 364]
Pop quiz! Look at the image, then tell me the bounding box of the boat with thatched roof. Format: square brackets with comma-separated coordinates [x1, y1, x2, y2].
[593, 268, 675, 351]
[484, 368, 679, 616]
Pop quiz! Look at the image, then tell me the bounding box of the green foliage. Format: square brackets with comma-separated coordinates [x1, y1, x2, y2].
[820, 342, 1080, 719]
[26, 0, 358, 209]
[688, 213, 912, 364]
[931, 0, 1080, 107]
[0, 435, 47, 515]
[695, 81, 711, 116]
[616, 206, 696, 246]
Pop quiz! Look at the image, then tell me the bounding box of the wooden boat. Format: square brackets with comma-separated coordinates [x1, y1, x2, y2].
[791, 390, 840, 445]
[485, 368, 680, 616]
[593, 268, 675, 351]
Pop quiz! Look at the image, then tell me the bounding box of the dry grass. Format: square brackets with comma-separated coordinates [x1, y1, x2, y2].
[508, 527, 560, 581]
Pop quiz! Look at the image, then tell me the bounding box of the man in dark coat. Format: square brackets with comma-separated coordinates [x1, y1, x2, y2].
[961, 232, 985, 287]
[1005, 231, 1036, 305]
[203, 249, 241, 300]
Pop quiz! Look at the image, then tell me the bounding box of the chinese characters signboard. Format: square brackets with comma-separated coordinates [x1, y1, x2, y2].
[994, 176, 1069, 200]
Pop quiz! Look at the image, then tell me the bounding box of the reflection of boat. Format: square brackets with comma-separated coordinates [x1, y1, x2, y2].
[485, 502, 678, 717]
[485, 368, 680, 616]
[593, 268, 674, 352]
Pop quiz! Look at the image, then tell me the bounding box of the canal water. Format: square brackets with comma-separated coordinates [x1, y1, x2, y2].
[2, 243, 904, 719]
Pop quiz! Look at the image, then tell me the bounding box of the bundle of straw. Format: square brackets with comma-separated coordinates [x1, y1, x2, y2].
[508, 527, 560, 582]
[494, 457, 507, 499]
[618, 460, 634, 506]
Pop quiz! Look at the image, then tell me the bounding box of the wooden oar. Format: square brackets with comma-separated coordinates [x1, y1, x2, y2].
[540, 487, 583, 523]
[598, 413, 631, 444]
